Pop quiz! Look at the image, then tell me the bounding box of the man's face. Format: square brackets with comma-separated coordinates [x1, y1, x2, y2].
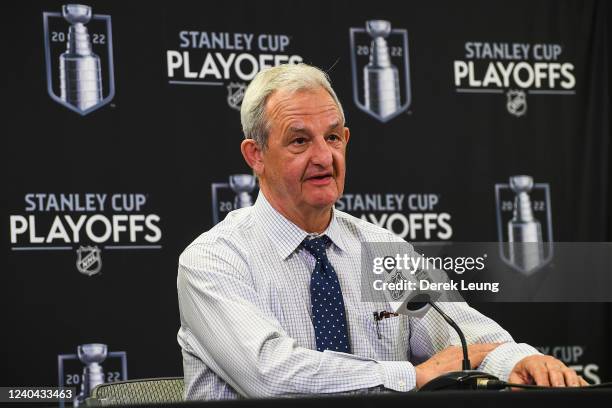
[258, 87, 349, 215]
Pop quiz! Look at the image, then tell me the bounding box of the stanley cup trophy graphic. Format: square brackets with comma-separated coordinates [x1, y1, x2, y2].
[507, 175, 545, 273]
[363, 20, 401, 119]
[59, 4, 103, 111]
[229, 175, 256, 208]
[74, 344, 107, 406]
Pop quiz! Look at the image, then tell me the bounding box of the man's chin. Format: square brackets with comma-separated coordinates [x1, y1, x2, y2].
[301, 182, 342, 208]
[304, 193, 339, 209]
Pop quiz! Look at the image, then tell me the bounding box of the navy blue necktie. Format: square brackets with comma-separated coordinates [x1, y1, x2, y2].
[301, 236, 351, 353]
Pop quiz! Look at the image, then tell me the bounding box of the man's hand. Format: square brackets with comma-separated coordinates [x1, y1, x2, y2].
[509, 355, 588, 387]
[415, 343, 501, 389]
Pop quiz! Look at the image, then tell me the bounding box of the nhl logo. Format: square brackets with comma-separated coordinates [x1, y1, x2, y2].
[506, 89, 527, 117]
[349, 20, 412, 123]
[227, 82, 247, 111]
[43, 4, 115, 115]
[388, 270, 407, 301]
[76, 245, 102, 276]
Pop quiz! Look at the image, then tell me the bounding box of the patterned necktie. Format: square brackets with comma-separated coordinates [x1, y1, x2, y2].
[301, 236, 351, 353]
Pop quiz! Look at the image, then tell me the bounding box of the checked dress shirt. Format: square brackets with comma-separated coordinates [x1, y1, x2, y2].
[177, 192, 539, 399]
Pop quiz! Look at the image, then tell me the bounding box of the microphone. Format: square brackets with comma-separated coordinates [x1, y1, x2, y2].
[390, 291, 499, 391]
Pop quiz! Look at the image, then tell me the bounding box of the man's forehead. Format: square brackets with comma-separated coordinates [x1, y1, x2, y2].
[267, 87, 341, 122]
[288, 116, 341, 132]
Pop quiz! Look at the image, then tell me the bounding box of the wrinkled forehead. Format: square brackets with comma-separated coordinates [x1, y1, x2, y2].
[265, 87, 343, 129]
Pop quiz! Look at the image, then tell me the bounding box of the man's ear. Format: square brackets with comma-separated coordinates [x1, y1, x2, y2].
[241, 138, 264, 176]
[344, 127, 350, 145]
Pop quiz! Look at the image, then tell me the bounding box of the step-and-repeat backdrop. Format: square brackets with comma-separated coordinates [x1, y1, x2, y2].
[2, 0, 610, 400]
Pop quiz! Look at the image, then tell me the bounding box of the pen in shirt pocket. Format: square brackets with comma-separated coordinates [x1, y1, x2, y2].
[373, 311, 399, 339]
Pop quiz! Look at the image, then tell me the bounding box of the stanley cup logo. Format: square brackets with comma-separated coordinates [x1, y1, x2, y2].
[60, 4, 103, 111]
[363, 20, 401, 119]
[75, 343, 107, 406]
[508, 176, 543, 243]
[495, 175, 553, 274]
[507, 176, 544, 272]
[350, 19, 411, 122]
[58, 344, 128, 408]
[211, 174, 259, 224]
[43, 4, 115, 115]
[229, 174, 256, 208]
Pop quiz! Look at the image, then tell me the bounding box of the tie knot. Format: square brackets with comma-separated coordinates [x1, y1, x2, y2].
[301, 235, 331, 257]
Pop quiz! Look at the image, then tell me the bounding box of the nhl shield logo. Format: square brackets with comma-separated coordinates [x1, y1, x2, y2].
[43, 4, 115, 115]
[227, 82, 247, 111]
[506, 89, 527, 117]
[495, 175, 553, 274]
[76, 245, 102, 276]
[350, 20, 412, 123]
[388, 270, 407, 301]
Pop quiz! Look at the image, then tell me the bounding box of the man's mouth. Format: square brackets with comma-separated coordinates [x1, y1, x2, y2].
[305, 173, 333, 185]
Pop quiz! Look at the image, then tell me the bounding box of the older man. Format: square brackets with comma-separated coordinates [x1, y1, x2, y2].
[177, 63, 585, 400]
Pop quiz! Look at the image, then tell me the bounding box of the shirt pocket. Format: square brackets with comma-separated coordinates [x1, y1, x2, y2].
[362, 313, 410, 361]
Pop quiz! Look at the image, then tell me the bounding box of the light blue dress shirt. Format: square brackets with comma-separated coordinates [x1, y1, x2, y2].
[177, 192, 538, 399]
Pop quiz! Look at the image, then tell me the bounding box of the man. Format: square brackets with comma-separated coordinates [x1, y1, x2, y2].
[177, 63, 586, 400]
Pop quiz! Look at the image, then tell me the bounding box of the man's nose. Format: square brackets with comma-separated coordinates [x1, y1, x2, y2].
[310, 136, 334, 167]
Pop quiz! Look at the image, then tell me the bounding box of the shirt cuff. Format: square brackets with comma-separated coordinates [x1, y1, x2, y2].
[378, 361, 416, 392]
[479, 342, 541, 381]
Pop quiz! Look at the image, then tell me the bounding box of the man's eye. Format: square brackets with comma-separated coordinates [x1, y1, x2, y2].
[293, 137, 306, 145]
[327, 134, 340, 141]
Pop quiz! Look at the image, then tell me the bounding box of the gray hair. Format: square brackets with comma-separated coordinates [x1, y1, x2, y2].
[240, 63, 345, 148]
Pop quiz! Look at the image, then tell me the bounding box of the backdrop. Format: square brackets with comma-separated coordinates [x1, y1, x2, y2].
[1, 0, 611, 397]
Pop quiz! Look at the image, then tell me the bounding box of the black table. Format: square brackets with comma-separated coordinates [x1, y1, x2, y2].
[123, 389, 612, 408]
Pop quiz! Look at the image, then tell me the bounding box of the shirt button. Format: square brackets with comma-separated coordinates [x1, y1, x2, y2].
[398, 380, 406, 390]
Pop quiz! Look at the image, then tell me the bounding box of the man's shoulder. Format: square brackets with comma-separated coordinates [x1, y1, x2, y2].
[333, 208, 405, 243]
[180, 206, 255, 261]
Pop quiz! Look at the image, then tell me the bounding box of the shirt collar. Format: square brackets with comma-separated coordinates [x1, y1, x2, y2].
[252, 192, 347, 259]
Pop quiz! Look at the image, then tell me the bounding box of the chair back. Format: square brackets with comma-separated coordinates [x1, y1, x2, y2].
[86, 377, 184, 406]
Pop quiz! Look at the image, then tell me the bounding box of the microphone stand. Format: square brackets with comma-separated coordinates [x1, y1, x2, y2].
[418, 301, 499, 391]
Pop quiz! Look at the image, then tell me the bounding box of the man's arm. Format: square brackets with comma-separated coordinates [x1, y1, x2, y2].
[177, 242, 416, 397]
[408, 302, 540, 382]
